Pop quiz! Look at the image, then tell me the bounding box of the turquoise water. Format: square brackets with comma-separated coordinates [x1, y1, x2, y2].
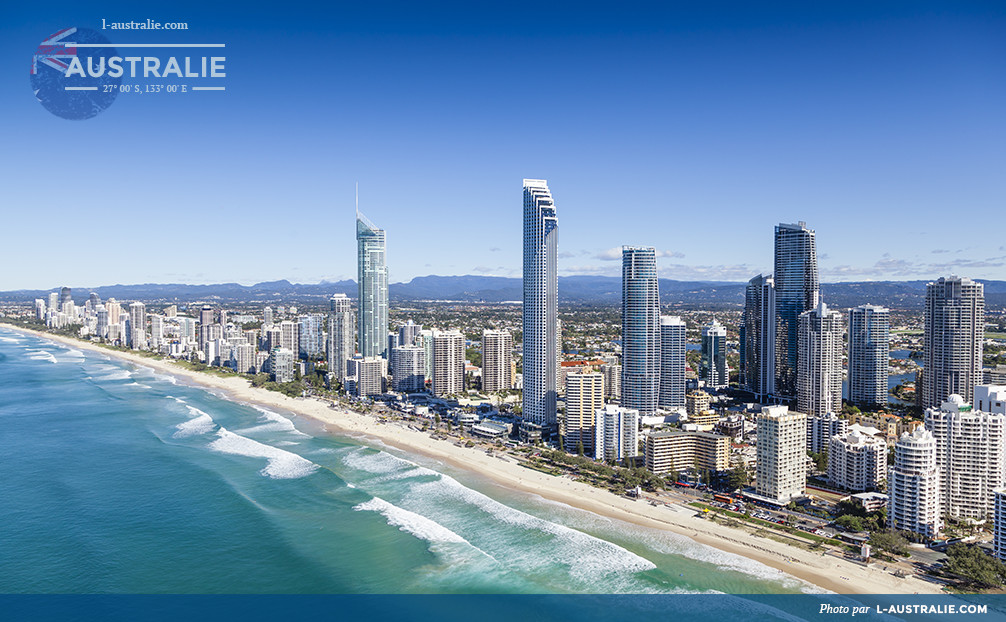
[0, 328, 813, 595]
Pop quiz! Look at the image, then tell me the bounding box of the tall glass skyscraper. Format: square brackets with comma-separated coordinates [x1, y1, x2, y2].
[327, 293, 354, 381]
[741, 274, 775, 399]
[621, 246, 660, 416]
[773, 222, 819, 399]
[356, 211, 389, 360]
[701, 320, 728, 389]
[522, 179, 558, 427]
[658, 315, 686, 409]
[796, 301, 843, 418]
[848, 304, 890, 408]
[922, 276, 984, 409]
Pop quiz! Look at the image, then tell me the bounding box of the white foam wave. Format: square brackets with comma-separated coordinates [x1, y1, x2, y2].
[0, 336, 22, 343]
[407, 474, 658, 579]
[355, 497, 468, 544]
[29, 352, 58, 364]
[93, 370, 132, 381]
[235, 406, 309, 437]
[175, 408, 217, 438]
[154, 374, 178, 385]
[208, 428, 318, 479]
[341, 447, 438, 481]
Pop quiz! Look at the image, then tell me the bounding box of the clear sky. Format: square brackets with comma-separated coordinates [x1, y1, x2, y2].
[2, 1, 1004, 290]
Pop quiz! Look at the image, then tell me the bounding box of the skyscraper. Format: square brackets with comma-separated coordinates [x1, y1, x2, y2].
[594, 405, 639, 463]
[59, 286, 72, 308]
[327, 293, 355, 382]
[925, 390, 1006, 522]
[773, 222, 819, 399]
[482, 329, 513, 393]
[621, 246, 660, 416]
[432, 330, 465, 397]
[888, 427, 941, 539]
[128, 301, 146, 350]
[922, 276, 984, 409]
[700, 320, 728, 389]
[391, 345, 426, 392]
[755, 405, 806, 503]
[797, 301, 843, 418]
[357, 210, 389, 360]
[564, 371, 604, 454]
[298, 314, 324, 358]
[658, 316, 686, 409]
[522, 179, 558, 427]
[399, 319, 421, 347]
[741, 274, 775, 399]
[848, 305, 890, 408]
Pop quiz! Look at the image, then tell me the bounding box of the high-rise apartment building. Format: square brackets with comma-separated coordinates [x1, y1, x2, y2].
[700, 320, 728, 389]
[773, 222, 819, 399]
[278, 320, 299, 356]
[848, 305, 890, 408]
[522, 179, 558, 427]
[128, 302, 146, 350]
[564, 371, 604, 454]
[357, 210, 389, 360]
[594, 405, 639, 463]
[645, 430, 730, 475]
[755, 405, 806, 503]
[659, 316, 686, 409]
[269, 347, 295, 383]
[298, 315, 324, 358]
[828, 430, 886, 492]
[925, 391, 1006, 521]
[432, 330, 465, 397]
[355, 356, 385, 397]
[797, 302, 843, 418]
[807, 412, 847, 453]
[391, 345, 426, 392]
[621, 246, 660, 416]
[399, 320, 421, 347]
[327, 293, 354, 382]
[888, 427, 941, 539]
[482, 329, 513, 393]
[923, 276, 984, 409]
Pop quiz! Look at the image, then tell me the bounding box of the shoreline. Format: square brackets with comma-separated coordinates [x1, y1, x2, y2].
[2, 324, 944, 596]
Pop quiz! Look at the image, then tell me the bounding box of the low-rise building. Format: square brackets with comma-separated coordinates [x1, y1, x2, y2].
[644, 429, 730, 475]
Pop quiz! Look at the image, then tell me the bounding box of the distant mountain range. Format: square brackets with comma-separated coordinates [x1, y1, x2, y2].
[4, 276, 1006, 309]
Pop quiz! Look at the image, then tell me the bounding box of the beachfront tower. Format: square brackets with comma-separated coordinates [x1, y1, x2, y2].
[848, 305, 890, 409]
[773, 222, 819, 400]
[922, 276, 984, 409]
[522, 179, 559, 427]
[357, 209, 389, 360]
[621, 246, 660, 416]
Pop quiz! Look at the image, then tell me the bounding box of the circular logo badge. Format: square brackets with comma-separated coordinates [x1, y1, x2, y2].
[31, 27, 121, 120]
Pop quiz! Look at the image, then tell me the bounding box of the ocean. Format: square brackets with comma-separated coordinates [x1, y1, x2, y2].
[0, 328, 813, 595]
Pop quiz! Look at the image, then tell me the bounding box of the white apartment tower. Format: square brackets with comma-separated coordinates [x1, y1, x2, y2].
[327, 293, 355, 382]
[755, 405, 806, 503]
[923, 276, 984, 409]
[128, 301, 146, 350]
[925, 391, 1006, 521]
[522, 179, 559, 427]
[432, 330, 465, 397]
[828, 430, 887, 492]
[700, 320, 728, 389]
[482, 329, 513, 393]
[391, 345, 426, 392]
[594, 405, 639, 463]
[848, 305, 890, 408]
[888, 427, 941, 539]
[659, 316, 686, 409]
[797, 301, 843, 419]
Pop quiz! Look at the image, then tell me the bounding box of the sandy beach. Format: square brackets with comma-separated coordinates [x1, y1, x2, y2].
[5, 324, 945, 595]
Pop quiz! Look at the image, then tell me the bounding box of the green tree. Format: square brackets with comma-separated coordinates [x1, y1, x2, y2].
[946, 543, 1006, 589]
[576, 440, 584, 457]
[726, 464, 749, 490]
[869, 530, 909, 556]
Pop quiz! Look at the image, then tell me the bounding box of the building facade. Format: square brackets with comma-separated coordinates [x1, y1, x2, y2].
[391, 345, 426, 392]
[807, 412, 848, 453]
[700, 320, 728, 389]
[432, 330, 465, 397]
[621, 246, 660, 416]
[888, 427, 941, 539]
[925, 392, 1006, 521]
[482, 329, 513, 393]
[773, 222, 819, 400]
[828, 430, 887, 491]
[755, 405, 806, 503]
[848, 305, 890, 408]
[658, 316, 686, 409]
[797, 301, 843, 419]
[522, 179, 559, 427]
[594, 405, 639, 463]
[923, 276, 985, 409]
[327, 293, 355, 382]
[357, 211, 389, 360]
[645, 429, 730, 475]
[564, 371, 604, 454]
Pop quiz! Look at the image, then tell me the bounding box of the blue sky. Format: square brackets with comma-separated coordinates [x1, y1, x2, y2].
[2, 1, 1004, 289]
